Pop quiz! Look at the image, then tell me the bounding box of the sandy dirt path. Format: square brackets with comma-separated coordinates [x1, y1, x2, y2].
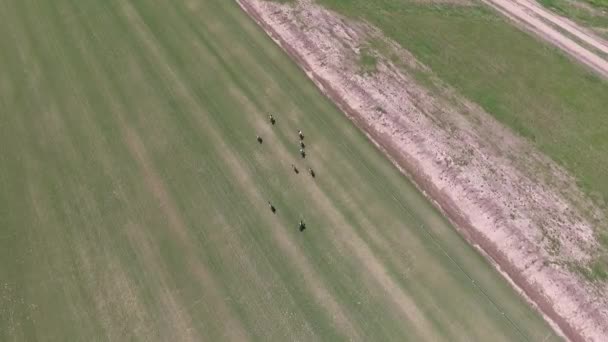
[482, 0, 608, 78]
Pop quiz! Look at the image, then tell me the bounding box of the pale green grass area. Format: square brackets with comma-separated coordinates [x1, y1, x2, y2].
[0, 0, 559, 340]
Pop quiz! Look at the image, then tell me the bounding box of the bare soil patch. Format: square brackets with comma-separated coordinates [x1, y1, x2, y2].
[238, 0, 608, 340]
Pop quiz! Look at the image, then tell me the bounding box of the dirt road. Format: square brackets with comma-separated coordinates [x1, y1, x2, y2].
[482, 0, 608, 78]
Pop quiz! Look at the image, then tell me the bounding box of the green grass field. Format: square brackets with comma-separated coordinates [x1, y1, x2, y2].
[0, 0, 560, 340]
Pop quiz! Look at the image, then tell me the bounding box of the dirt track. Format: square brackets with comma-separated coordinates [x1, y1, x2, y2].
[482, 0, 608, 78]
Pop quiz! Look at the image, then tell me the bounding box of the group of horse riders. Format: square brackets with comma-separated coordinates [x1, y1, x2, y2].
[263, 114, 312, 232]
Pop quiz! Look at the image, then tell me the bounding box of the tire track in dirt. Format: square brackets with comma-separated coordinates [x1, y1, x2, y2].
[512, 0, 608, 55]
[482, 0, 608, 78]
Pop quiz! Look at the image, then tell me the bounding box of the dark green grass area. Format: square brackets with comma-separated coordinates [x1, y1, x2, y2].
[317, 0, 608, 251]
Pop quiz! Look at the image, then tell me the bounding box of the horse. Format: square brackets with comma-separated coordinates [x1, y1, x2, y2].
[292, 164, 299, 174]
[298, 130, 304, 140]
[269, 114, 276, 125]
[257, 135, 263, 144]
[268, 201, 276, 213]
[300, 148, 306, 158]
[299, 220, 306, 232]
[309, 168, 315, 178]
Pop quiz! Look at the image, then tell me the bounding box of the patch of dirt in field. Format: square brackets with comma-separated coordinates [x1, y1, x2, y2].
[238, 0, 608, 340]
